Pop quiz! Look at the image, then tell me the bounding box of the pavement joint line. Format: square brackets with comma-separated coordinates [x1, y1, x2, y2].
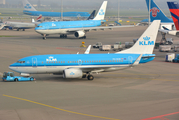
[3, 94, 120, 120]
[100, 76, 179, 82]
[107, 73, 179, 76]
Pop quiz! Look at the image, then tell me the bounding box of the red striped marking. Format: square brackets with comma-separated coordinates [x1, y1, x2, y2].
[142, 111, 179, 120]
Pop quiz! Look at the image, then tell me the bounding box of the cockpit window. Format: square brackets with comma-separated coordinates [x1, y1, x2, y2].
[37, 26, 42, 28]
[17, 61, 25, 63]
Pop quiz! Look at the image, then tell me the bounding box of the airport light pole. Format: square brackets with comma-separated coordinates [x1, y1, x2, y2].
[149, 0, 150, 26]
[61, 0, 63, 21]
[118, 0, 120, 22]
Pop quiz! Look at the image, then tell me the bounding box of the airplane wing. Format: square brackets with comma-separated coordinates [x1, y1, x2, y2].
[67, 66, 112, 73]
[67, 25, 134, 32]
[159, 29, 169, 34]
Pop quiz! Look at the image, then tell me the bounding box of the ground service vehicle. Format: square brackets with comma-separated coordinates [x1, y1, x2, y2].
[93, 42, 102, 48]
[173, 54, 179, 63]
[2, 72, 35, 82]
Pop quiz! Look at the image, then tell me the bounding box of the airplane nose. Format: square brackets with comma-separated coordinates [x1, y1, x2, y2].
[9, 65, 15, 71]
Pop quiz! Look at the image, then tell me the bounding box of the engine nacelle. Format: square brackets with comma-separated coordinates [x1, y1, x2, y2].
[168, 31, 179, 37]
[74, 31, 85, 38]
[63, 68, 83, 78]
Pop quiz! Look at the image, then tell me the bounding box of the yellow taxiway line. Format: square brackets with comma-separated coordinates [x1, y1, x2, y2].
[3, 94, 120, 120]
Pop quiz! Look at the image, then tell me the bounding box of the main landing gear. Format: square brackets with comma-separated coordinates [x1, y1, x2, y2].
[42, 34, 47, 40]
[60, 34, 67, 38]
[83, 73, 94, 80]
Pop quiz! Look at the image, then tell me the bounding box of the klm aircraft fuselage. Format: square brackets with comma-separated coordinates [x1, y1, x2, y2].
[35, 20, 103, 34]
[23, 10, 90, 18]
[9, 53, 155, 74]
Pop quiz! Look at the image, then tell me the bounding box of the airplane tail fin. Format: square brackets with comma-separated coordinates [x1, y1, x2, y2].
[22, 0, 37, 11]
[87, 10, 96, 20]
[117, 20, 160, 54]
[36, 14, 42, 21]
[167, 1, 179, 30]
[93, 1, 107, 20]
[146, 0, 172, 23]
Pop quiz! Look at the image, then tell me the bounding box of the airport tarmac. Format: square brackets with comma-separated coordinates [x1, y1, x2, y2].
[0, 26, 179, 120]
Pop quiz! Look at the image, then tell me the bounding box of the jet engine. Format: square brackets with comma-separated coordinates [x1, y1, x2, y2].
[63, 68, 83, 78]
[168, 31, 179, 37]
[74, 31, 85, 38]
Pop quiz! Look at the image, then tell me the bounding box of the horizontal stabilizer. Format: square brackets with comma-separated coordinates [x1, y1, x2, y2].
[132, 54, 143, 66]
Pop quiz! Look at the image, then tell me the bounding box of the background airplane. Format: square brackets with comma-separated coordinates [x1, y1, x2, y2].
[1, 15, 42, 31]
[9, 20, 160, 80]
[22, 0, 90, 18]
[159, 1, 179, 37]
[35, 1, 133, 40]
[140, 0, 174, 30]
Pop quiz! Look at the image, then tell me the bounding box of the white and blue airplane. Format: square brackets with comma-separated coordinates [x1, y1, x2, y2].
[140, 0, 174, 30]
[35, 1, 133, 40]
[9, 20, 160, 80]
[22, 0, 90, 18]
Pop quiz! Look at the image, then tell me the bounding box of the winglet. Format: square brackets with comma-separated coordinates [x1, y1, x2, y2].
[84, 45, 91, 54]
[93, 1, 108, 20]
[132, 54, 143, 66]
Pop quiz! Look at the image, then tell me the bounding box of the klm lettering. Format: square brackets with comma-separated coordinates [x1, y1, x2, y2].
[139, 41, 154, 45]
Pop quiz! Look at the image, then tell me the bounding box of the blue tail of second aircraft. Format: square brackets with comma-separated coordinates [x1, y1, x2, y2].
[146, 0, 172, 23]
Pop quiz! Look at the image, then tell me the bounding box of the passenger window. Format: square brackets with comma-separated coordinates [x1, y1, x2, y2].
[63, 61, 65, 63]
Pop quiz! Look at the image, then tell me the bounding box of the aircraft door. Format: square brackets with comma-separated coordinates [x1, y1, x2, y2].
[32, 58, 37, 67]
[45, 24, 49, 29]
[78, 59, 82, 66]
[128, 56, 133, 65]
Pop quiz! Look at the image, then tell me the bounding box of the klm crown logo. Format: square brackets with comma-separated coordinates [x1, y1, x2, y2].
[139, 36, 154, 46]
[24, 4, 31, 9]
[99, 9, 104, 15]
[70, 72, 75, 75]
[143, 36, 150, 41]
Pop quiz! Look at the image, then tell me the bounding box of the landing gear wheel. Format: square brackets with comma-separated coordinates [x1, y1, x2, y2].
[60, 34, 67, 38]
[87, 75, 94, 80]
[43, 37, 46, 40]
[14, 78, 18, 82]
[17, 29, 19, 31]
[23, 29, 25, 31]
